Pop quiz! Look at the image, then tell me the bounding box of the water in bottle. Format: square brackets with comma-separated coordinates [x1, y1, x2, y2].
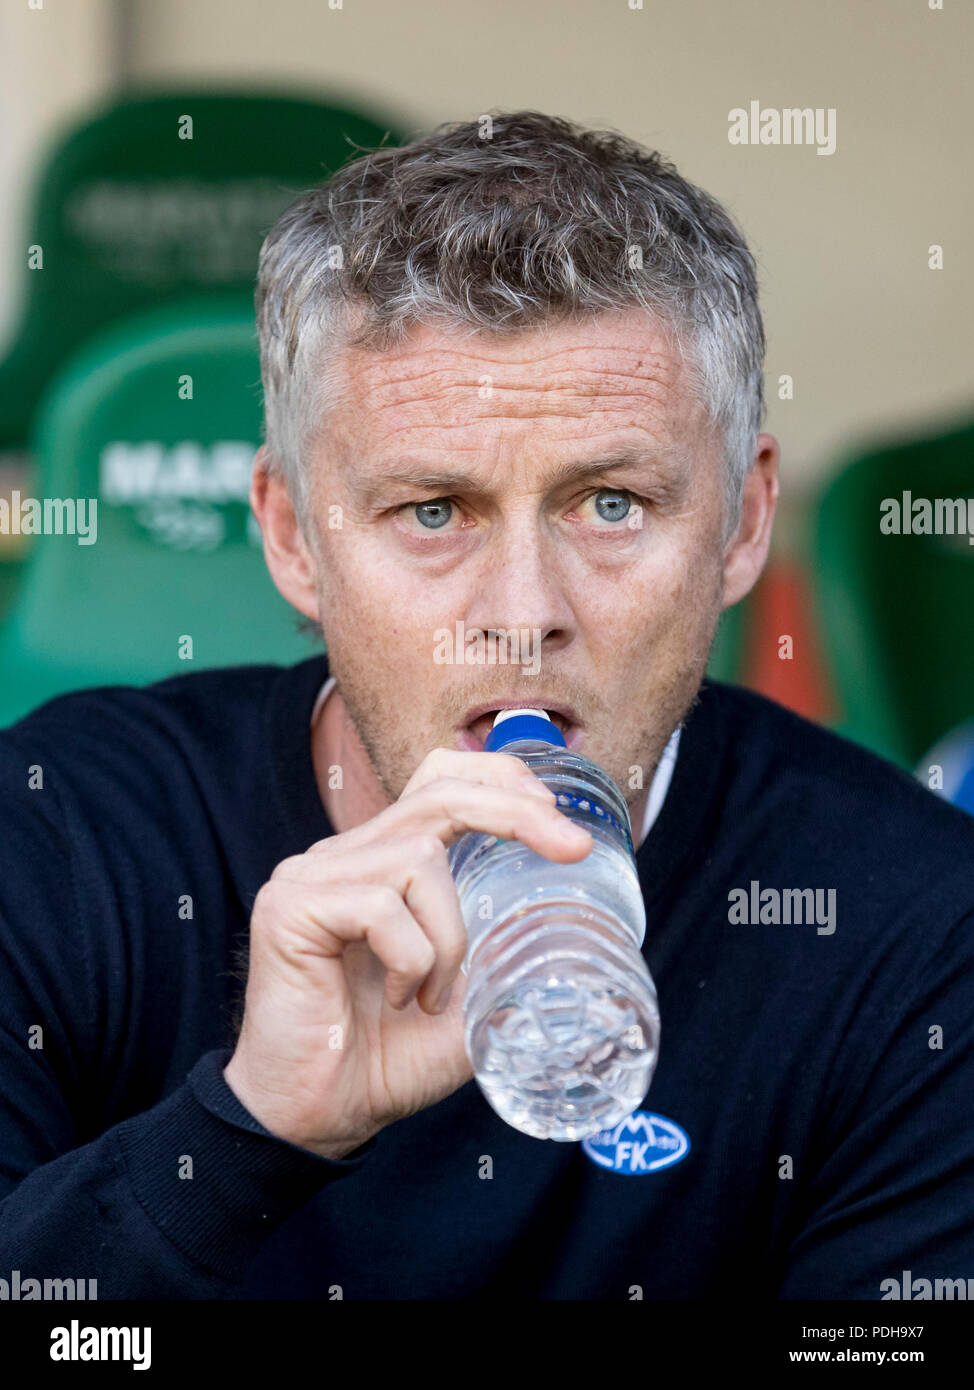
[448, 708, 660, 1141]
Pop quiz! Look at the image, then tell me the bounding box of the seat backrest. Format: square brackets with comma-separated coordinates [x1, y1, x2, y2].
[0, 297, 318, 721]
[814, 419, 974, 766]
[0, 88, 400, 457]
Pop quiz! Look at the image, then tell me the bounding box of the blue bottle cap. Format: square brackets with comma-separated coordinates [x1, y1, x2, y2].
[483, 708, 567, 752]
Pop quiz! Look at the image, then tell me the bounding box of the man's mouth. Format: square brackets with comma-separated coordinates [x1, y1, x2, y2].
[456, 703, 583, 751]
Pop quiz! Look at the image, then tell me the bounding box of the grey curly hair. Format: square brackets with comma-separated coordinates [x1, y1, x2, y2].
[255, 110, 766, 535]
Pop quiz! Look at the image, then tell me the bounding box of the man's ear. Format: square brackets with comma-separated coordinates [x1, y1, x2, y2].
[720, 432, 780, 610]
[249, 445, 321, 624]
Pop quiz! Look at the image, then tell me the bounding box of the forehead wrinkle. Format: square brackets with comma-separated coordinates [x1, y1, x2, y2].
[363, 407, 677, 472]
[362, 353, 674, 395]
[363, 373, 675, 433]
[342, 337, 678, 407]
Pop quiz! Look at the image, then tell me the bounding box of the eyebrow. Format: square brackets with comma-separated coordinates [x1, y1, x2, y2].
[352, 447, 669, 502]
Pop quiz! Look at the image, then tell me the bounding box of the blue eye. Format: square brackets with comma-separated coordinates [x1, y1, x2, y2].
[589, 489, 634, 523]
[413, 499, 454, 529]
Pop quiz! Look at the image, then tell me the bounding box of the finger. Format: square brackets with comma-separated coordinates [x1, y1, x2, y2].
[383, 777, 592, 860]
[400, 747, 557, 800]
[396, 835, 469, 1012]
[262, 877, 438, 1011]
[268, 836, 469, 1014]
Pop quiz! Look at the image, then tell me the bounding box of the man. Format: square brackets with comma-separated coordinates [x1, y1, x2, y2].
[1, 111, 972, 1301]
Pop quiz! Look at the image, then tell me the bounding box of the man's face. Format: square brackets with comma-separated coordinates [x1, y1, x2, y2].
[289, 307, 736, 817]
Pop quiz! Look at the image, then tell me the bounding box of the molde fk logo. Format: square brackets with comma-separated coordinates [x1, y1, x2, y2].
[582, 1111, 691, 1175]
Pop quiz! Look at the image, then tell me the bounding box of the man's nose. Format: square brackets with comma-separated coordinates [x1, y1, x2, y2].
[463, 521, 575, 652]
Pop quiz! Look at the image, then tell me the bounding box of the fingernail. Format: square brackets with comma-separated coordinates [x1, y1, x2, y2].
[435, 986, 454, 1012]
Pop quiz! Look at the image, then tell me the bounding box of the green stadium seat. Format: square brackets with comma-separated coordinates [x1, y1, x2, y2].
[0, 297, 320, 726]
[813, 418, 974, 768]
[0, 87, 401, 615]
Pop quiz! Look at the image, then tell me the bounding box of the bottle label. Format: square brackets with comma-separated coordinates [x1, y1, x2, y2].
[553, 790, 633, 854]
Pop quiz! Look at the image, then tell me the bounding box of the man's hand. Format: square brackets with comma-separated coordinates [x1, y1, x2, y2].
[223, 748, 592, 1158]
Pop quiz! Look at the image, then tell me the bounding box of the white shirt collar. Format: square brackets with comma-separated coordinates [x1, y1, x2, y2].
[310, 674, 336, 726]
[638, 725, 681, 847]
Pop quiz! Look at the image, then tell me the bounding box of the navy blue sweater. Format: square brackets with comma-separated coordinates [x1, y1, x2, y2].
[1, 654, 973, 1300]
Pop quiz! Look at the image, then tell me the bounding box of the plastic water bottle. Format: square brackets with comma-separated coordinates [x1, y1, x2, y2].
[448, 709, 660, 1141]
